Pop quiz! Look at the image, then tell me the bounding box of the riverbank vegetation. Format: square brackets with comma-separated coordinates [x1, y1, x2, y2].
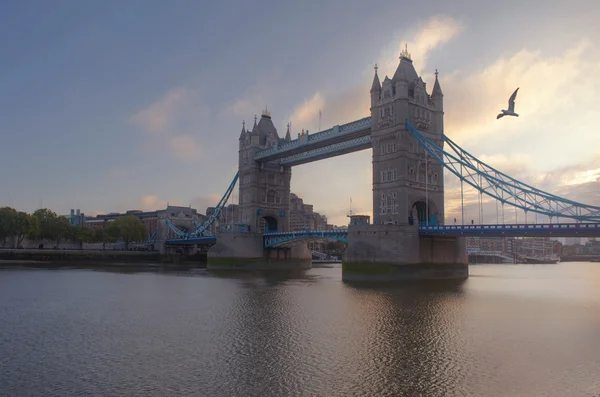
[0, 207, 148, 249]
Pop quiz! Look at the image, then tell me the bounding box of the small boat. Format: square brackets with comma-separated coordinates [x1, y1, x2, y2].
[522, 256, 559, 264]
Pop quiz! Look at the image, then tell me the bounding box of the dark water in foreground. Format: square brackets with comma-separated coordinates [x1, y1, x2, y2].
[1, 263, 600, 397]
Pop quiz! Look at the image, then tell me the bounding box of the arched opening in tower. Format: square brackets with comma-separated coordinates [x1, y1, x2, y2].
[411, 200, 439, 226]
[259, 216, 278, 233]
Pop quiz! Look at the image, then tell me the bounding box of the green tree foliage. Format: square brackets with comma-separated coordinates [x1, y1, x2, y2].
[73, 227, 96, 249]
[0, 206, 151, 250]
[112, 215, 147, 249]
[14, 211, 32, 247]
[31, 208, 59, 241]
[0, 207, 17, 247]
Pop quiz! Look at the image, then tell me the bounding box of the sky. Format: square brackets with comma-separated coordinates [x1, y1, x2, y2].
[1, 0, 600, 226]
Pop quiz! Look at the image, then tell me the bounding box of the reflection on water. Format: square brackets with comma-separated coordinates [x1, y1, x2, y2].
[1, 263, 599, 396]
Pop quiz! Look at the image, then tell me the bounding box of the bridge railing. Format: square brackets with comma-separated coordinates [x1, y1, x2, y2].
[420, 223, 600, 232]
[264, 229, 349, 248]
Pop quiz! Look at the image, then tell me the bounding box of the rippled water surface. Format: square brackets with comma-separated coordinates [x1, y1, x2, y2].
[1, 263, 600, 397]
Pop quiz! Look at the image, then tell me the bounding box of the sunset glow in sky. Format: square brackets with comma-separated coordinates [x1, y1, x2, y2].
[1, 0, 599, 225]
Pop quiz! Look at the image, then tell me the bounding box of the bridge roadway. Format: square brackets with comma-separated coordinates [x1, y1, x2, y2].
[164, 222, 600, 248]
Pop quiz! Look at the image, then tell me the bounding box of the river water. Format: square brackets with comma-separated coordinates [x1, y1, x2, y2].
[1, 262, 599, 397]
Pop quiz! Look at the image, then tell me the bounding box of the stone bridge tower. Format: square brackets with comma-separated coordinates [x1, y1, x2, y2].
[238, 108, 292, 233]
[369, 45, 444, 226]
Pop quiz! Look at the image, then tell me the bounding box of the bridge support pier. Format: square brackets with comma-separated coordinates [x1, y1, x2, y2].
[342, 225, 468, 282]
[207, 232, 311, 270]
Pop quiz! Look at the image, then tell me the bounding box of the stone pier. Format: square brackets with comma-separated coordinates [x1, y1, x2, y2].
[207, 232, 311, 270]
[342, 224, 468, 282]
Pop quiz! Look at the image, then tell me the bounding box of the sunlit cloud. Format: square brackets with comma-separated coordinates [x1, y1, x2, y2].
[128, 87, 208, 163]
[288, 92, 325, 131]
[168, 134, 202, 162]
[377, 15, 465, 77]
[129, 87, 189, 134]
[443, 38, 600, 151]
[287, 15, 465, 225]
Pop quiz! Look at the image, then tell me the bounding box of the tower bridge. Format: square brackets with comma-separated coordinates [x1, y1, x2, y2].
[162, 48, 600, 281]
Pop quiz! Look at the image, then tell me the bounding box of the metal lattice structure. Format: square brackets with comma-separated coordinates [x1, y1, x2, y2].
[279, 135, 371, 166]
[165, 172, 239, 239]
[254, 116, 372, 163]
[263, 229, 349, 248]
[165, 116, 600, 246]
[419, 223, 600, 237]
[406, 121, 600, 223]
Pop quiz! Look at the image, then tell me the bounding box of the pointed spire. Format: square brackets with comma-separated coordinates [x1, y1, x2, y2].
[262, 105, 271, 118]
[239, 120, 246, 140]
[285, 122, 291, 141]
[400, 43, 411, 60]
[432, 69, 443, 96]
[370, 63, 381, 93]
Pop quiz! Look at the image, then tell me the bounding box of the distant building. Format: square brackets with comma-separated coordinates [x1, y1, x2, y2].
[84, 205, 204, 239]
[63, 209, 85, 226]
[289, 193, 329, 232]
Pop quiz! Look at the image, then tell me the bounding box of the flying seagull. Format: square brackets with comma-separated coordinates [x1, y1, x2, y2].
[497, 87, 520, 119]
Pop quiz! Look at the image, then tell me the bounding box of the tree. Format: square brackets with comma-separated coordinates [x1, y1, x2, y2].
[0, 207, 17, 247]
[95, 225, 119, 250]
[31, 208, 58, 241]
[14, 211, 31, 247]
[73, 227, 96, 249]
[113, 215, 147, 250]
[53, 216, 71, 247]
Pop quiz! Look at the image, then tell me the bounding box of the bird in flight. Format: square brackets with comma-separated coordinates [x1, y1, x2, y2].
[497, 87, 520, 119]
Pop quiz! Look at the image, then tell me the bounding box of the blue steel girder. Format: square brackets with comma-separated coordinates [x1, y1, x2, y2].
[264, 230, 349, 248]
[405, 121, 600, 222]
[419, 223, 600, 238]
[166, 172, 239, 239]
[278, 135, 372, 167]
[254, 117, 372, 163]
[165, 236, 217, 245]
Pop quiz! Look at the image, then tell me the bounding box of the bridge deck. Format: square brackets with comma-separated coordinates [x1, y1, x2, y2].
[419, 223, 600, 238]
[164, 223, 600, 246]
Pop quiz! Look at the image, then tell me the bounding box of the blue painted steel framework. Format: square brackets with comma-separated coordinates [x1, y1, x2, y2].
[166, 222, 600, 247]
[419, 223, 600, 238]
[278, 135, 372, 166]
[165, 172, 239, 240]
[263, 229, 349, 248]
[165, 115, 600, 246]
[254, 117, 372, 163]
[165, 236, 217, 245]
[405, 121, 600, 223]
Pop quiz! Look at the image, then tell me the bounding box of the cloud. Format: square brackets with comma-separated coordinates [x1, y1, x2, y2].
[138, 195, 183, 211]
[284, 15, 464, 226]
[442, 38, 600, 159]
[226, 71, 285, 120]
[129, 87, 189, 134]
[288, 93, 325, 130]
[286, 17, 600, 226]
[377, 15, 465, 77]
[128, 87, 208, 163]
[286, 15, 464, 135]
[168, 134, 202, 162]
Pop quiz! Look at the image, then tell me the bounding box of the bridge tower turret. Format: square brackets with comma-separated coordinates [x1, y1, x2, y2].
[431, 69, 444, 136]
[238, 108, 291, 233]
[370, 45, 444, 227]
